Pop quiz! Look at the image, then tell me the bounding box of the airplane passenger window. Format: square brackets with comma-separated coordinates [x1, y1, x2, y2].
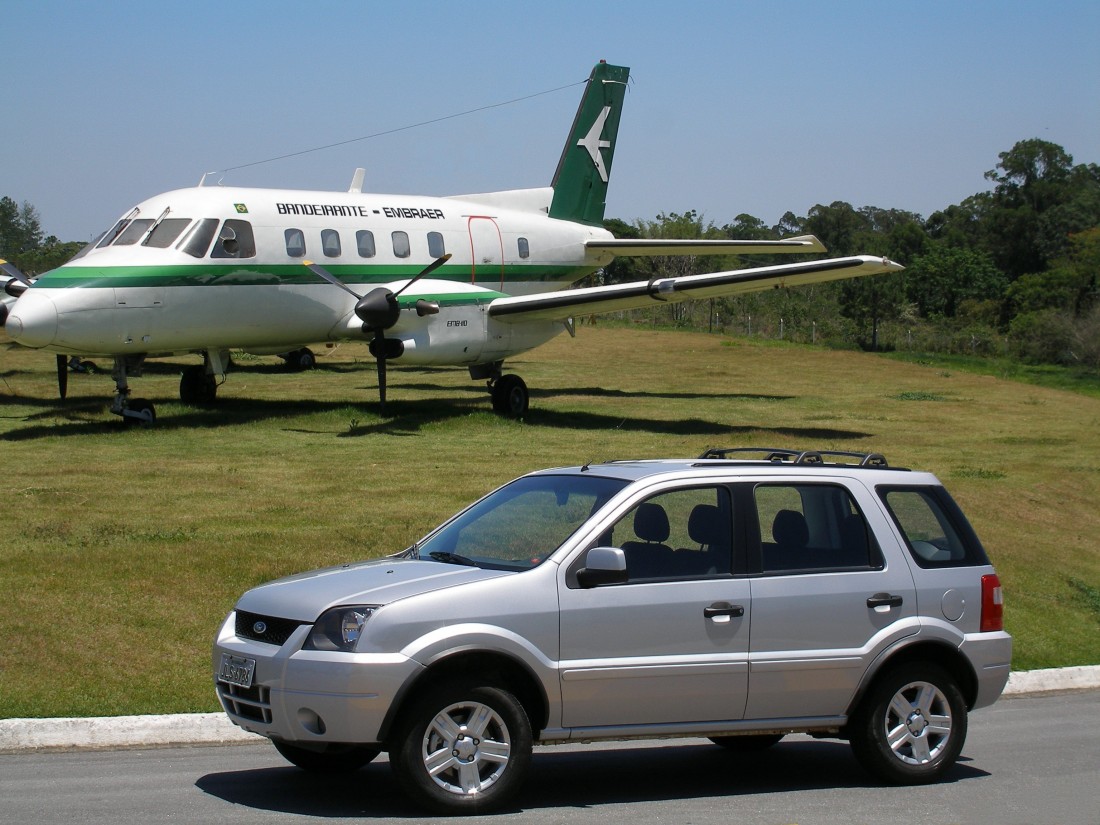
[427, 231, 445, 258]
[356, 230, 376, 258]
[113, 219, 155, 246]
[392, 231, 411, 259]
[285, 228, 306, 258]
[518, 237, 530, 259]
[322, 229, 341, 258]
[143, 218, 192, 249]
[177, 218, 219, 258]
[212, 220, 255, 258]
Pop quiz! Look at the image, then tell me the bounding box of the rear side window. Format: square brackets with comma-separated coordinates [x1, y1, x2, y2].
[879, 486, 990, 568]
[754, 483, 880, 573]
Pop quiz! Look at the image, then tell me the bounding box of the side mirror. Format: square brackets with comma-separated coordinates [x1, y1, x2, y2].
[576, 546, 628, 588]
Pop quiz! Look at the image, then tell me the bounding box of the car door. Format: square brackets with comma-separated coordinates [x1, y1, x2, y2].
[557, 485, 751, 730]
[743, 478, 918, 720]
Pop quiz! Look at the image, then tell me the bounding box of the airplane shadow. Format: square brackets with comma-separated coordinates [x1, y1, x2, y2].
[194, 740, 989, 819]
[0, 369, 869, 442]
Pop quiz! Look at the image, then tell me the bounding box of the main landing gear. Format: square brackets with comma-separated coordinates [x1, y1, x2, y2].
[473, 362, 529, 418]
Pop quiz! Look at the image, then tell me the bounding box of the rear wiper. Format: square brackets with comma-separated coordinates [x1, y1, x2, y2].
[428, 551, 478, 567]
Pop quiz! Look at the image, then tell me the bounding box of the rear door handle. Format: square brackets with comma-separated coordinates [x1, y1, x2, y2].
[704, 602, 745, 619]
[867, 592, 904, 609]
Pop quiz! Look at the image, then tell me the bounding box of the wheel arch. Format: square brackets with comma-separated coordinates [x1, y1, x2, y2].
[848, 639, 980, 717]
[379, 649, 549, 746]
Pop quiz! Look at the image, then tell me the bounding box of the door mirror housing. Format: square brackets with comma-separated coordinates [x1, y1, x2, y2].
[576, 546, 628, 588]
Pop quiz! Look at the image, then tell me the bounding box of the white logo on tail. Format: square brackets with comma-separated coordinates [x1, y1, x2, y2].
[577, 105, 612, 183]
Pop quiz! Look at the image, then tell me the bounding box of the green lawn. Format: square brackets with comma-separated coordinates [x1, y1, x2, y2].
[2, 325, 1098, 718]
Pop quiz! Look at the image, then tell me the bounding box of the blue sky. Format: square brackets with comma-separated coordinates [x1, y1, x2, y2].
[3, 0, 1098, 243]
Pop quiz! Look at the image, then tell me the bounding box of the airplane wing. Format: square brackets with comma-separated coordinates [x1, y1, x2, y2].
[488, 255, 902, 324]
[584, 235, 826, 256]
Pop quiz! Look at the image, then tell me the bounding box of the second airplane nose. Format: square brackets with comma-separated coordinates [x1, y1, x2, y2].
[5, 291, 59, 348]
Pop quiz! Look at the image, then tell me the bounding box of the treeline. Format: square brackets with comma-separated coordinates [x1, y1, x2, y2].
[600, 138, 1100, 368]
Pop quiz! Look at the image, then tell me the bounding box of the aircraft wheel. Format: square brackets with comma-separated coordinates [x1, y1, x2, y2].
[122, 399, 156, 427]
[491, 375, 528, 418]
[180, 365, 217, 404]
[283, 348, 316, 370]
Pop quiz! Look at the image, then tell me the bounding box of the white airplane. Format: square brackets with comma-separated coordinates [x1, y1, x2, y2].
[3, 61, 902, 424]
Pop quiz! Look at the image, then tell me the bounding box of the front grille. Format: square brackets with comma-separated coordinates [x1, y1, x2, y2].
[235, 610, 305, 646]
[218, 682, 272, 724]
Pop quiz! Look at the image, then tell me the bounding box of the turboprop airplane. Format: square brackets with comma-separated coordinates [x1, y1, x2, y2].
[3, 61, 902, 424]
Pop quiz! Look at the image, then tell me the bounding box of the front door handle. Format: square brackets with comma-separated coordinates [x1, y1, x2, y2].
[867, 592, 904, 609]
[704, 602, 745, 619]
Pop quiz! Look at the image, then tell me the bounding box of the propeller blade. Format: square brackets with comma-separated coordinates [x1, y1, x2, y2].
[56, 354, 68, 400]
[302, 260, 363, 299]
[0, 258, 32, 286]
[392, 253, 452, 298]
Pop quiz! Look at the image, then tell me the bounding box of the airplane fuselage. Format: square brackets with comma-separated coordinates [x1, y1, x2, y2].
[8, 184, 615, 366]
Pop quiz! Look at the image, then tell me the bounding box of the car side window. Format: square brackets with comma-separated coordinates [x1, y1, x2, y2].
[879, 486, 989, 568]
[607, 487, 732, 581]
[755, 483, 880, 574]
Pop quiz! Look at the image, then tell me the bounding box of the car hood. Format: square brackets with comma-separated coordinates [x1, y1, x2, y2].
[235, 557, 512, 621]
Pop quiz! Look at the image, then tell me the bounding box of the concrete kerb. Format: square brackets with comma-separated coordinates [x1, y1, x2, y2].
[2, 665, 1097, 754]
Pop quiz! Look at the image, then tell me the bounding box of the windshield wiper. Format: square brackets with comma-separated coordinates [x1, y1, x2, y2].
[428, 551, 479, 567]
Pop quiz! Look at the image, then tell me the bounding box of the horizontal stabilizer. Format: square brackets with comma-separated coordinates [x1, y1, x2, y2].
[489, 255, 902, 324]
[586, 235, 826, 257]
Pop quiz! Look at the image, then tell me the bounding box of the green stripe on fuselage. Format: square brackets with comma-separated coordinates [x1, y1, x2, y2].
[32, 262, 595, 290]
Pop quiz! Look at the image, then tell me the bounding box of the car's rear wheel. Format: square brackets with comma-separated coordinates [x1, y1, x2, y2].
[391, 683, 532, 815]
[849, 662, 967, 784]
[709, 733, 785, 751]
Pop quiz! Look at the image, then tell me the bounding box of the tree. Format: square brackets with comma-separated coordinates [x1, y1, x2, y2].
[0, 196, 45, 257]
[904, 246, 1006, 319]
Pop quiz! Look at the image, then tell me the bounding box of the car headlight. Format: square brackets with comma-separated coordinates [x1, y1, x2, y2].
[305, 605, 378, 651]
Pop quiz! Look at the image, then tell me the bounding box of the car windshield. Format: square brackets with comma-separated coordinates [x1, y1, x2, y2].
[415, 474, 626, 571]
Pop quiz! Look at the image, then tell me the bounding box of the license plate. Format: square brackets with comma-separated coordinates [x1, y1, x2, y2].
[218, 653, 256, 688]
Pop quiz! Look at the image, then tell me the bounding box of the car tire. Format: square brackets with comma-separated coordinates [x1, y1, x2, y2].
[849, 662, 968, 784]
[272, 739, 380, 773]
[391, 683, 532, 815]
[708, 733, 785, 751]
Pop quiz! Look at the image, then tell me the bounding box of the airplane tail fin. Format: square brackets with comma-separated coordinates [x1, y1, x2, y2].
[548, 61, 630, 226]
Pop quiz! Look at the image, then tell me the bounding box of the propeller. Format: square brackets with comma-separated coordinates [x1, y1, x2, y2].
[0, 259, 66, 398]
[0, 258, 32, 298]
[304, 254, 449, 410]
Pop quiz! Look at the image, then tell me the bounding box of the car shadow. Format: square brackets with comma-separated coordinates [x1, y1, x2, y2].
[194, 740, 989, 819]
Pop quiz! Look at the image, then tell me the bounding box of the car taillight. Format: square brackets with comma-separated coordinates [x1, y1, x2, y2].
[981, 574, 1004, 632]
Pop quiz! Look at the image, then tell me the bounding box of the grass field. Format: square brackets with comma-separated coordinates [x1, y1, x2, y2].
[2, 324, 1098, 719]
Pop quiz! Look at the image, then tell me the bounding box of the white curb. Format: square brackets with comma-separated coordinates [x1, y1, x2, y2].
[1, 666, 1097, 754]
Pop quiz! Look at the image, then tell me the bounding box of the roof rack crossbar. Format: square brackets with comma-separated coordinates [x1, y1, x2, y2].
[698, 447, 889, 468]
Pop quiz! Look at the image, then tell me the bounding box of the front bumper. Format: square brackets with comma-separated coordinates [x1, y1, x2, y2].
[212, 611, 423, 746]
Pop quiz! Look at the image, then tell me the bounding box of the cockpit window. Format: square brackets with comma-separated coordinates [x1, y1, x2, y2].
[177, 218, 219, 258]
[96, 218, 132, 248]
[113, 219, 155, 246]
[142, 218, 192, 249]
[211, 219, 255, 258]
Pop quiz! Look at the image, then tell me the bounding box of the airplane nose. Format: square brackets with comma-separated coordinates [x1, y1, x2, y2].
[5, 291, 58, 348]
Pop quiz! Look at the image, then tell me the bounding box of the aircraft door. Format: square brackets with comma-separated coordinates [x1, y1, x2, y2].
[467, 216, 504, 291]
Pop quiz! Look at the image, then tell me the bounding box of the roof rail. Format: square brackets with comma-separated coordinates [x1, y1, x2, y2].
[698, 447, 890, 468]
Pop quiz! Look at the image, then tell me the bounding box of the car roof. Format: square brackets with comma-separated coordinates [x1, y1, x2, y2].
[528, 449, 936, 485]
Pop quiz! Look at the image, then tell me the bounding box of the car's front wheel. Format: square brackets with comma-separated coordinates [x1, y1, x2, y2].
[391, 683, 532, 815]
[849, 662, 968, 784]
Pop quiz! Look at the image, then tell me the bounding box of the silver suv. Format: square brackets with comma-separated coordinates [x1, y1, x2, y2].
[213, 448, 1011, 814]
